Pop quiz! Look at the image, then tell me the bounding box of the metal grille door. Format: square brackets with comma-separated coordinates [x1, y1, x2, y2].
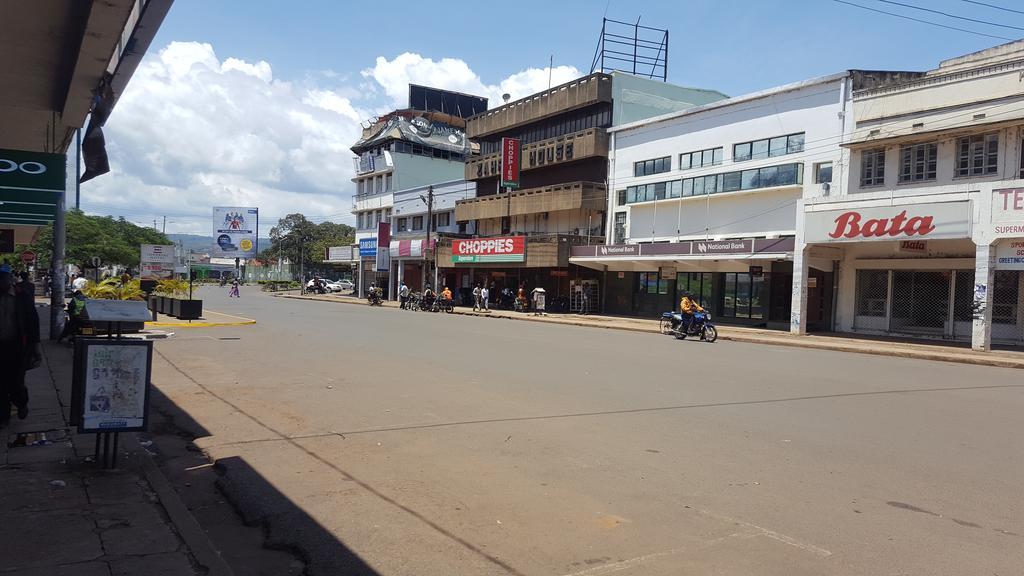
[993, 270, 1024, 344]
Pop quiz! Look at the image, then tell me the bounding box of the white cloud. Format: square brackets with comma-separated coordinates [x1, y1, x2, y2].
[362, 52, 580, 109]
[85, 43, 582, 235]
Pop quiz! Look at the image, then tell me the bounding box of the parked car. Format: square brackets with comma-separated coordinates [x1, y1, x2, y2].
[333, 279, 355, 292]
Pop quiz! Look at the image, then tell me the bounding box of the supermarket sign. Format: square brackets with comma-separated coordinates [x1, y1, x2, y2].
[452, 237, 525, 263]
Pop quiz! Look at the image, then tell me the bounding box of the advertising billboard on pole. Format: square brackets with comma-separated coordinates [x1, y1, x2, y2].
[212, 207, 258, 258]
[140, 244, 176, 280]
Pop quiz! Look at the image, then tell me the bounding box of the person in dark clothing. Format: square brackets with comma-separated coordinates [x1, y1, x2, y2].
[0, 264, 40, 426]
[57, 290, 87, 343]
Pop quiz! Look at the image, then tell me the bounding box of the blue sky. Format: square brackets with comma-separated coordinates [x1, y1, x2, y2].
[88, 0, 1024, 234]
[154, 0, 1016, 98]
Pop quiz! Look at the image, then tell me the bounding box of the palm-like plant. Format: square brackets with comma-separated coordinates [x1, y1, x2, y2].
[83, 278, 146, 301]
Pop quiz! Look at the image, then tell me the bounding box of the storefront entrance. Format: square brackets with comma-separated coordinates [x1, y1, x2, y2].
[854, 268, 973, 339]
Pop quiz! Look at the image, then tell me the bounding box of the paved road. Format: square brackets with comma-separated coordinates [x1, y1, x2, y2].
[153, 285, 1024, 576]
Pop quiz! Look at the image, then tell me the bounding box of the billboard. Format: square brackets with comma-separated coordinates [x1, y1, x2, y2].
[325, 246, 354, 262]
[212, 207, 258, 258]
[140, 244, 176, 280]
[452, 237, 525, 263]
[500, 137, 520, 189]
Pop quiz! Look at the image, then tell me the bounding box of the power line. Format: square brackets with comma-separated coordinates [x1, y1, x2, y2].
[873, 0, 1024, 32]
[830, 0, 1014, 40]
[959, 0, 1024, 17]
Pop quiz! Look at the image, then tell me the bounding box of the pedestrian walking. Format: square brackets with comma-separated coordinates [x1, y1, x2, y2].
[472, 284, 481, 311]
[579, 283, 591, 315]
[399, 281, 410, 309]
[480, 285, 490, 312]
[229, 278, 240, 298]
[0, 264, 40, 427]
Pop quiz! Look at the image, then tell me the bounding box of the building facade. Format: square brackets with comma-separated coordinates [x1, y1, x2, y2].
[793, 41, 1024, 349]
[389, 179, 476, 299]
[350, 86, 487, 296]
[438, 72, 727, 311]
[573, 73, 852, 327]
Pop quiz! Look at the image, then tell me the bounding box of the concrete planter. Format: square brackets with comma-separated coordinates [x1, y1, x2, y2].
[175, 299, 203, 320]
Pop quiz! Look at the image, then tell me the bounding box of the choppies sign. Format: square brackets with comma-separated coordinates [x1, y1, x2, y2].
[804, 201, 971, 243]
[452, 237, 525, 263]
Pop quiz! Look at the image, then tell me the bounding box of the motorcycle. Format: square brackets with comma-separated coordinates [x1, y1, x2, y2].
[432, 298, 454, 314]
[367, 288, 383, 306]
[660, 311, 717, 342]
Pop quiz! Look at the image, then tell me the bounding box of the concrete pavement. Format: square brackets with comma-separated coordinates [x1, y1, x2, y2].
[279, 291, 1024, 369]
[0, 325, 231, 576]
[148, 285, 1024, 575]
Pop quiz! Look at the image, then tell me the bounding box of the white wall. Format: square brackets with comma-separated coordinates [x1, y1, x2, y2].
[610, 76, 851, 244]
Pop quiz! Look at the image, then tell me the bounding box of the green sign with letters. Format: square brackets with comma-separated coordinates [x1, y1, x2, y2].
[0, 148, 66, 226]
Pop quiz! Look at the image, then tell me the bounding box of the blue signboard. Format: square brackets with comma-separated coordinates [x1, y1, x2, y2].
[359, 238, 377, 257]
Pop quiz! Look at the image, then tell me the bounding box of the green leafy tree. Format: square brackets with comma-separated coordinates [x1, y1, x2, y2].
[264, 214, 354, 267]
[16, 210, 171, 268]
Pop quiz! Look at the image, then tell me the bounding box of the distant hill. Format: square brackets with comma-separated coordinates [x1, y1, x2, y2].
[168, 234, 272, 253]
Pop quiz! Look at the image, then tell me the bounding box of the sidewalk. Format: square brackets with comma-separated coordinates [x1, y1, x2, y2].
[1, 332, 233, 575]
[280, 293, 1024, 369]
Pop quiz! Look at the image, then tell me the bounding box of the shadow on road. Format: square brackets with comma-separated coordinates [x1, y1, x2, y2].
[150, 386, 383, 576]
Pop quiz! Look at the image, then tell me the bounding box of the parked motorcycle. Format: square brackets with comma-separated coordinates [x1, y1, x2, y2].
[432, 298, 454, 314]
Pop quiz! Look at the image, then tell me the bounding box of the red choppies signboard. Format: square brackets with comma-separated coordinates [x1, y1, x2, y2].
[452, 237, 525, 263]
[804, 202, 971, 243]
[500, 137, 520, 189]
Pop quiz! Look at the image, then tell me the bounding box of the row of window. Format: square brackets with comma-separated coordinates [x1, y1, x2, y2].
[859, 132, 1001, 187]
[632, 132, 805, 179]
[620, 162, 804, 204]
[480, 105, 613, 155]
[395, 211, 452, 232]
[357, 208, 391, 230]
[392, 140, 466, 162]
[356, 173, 393, 197]
[636, 271, 764, 319]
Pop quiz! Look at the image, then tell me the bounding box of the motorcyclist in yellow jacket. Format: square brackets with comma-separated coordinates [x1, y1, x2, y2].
[680, 292, 704, 334]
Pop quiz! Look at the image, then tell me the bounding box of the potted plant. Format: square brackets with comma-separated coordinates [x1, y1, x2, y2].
[82, 278, 148, 333]
[161, 278, 202, 320]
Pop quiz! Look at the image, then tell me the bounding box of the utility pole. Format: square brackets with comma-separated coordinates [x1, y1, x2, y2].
[420, 185, 434, 291]
[75, 128, 81, 210]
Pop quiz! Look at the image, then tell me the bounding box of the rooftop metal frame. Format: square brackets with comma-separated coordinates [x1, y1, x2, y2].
[590, 17, 669, 82]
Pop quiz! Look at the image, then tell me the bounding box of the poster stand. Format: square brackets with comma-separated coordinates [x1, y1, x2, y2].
[70, 300, 154, 470]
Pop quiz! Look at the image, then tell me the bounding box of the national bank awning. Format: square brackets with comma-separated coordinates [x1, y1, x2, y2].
[0, 148, 65, 227]
[570, 237, 795, 270]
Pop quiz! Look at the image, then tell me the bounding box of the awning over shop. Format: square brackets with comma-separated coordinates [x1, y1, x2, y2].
[570, 237, 795, 270]
[390, 239, 435, 258]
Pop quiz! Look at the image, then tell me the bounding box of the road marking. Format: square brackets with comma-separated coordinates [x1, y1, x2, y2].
[559, 532, 752, 576]
[694, 508, 832, 558]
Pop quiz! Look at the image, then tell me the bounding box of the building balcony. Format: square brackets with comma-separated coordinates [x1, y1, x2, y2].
[465, 128, 609, 181]
[455, 181, 607, 222]
[466, 73, 612, 139]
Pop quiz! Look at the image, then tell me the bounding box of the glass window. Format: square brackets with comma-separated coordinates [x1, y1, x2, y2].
[815, 161, 833, 184]
[704, 174, 718, 194]
[735, 273, 751, 318]
[733, 142, 752, 162]
[787, 133, 805, 154]
[436, 212, 451, 227]
[955, 133, 999, 177]
[993, 270, 1020, 324]
[385, 173, 392, 191]
[723, 171, 742, 192]
[899, 143, 938, 183]
[750, 275, 764, 319]
[634, 156, 671, 177]
[724, 273, 737, 317]
[751, 139, 770, 160]
[860, 148, 885, 187]
[778, 163, 800, 185]
[412, 216, 424, 231]
[397, 217, 408, 232]
[682, 178, 693, 196]
[614, 212, 626, 244]
[693, 176, 705, 195]
[668, 180, 681, 198]
[741, 169, 760, 190]
[617, 189, 627, 206]
[679, 153, 692, 170]
[654, 182, 667, 200]
[760, 166, 779, 188]
[713, 147, 724, 165]
[768, 136, 788, 157]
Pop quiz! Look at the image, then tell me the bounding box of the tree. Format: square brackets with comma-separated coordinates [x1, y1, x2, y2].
[14, 210, 171, 268]
[265, 214, 354, 267]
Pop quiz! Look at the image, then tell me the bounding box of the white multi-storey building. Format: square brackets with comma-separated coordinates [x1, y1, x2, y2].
[794, 41, 1024, 349]
[572, 73, 851, 327]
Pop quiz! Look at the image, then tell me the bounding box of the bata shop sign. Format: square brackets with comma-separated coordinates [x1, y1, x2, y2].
[452, 237, 526, 263]
[804, 202, 971, 243]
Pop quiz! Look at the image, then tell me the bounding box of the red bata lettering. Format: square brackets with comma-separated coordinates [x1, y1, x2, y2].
[829, 210, 935, 239]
